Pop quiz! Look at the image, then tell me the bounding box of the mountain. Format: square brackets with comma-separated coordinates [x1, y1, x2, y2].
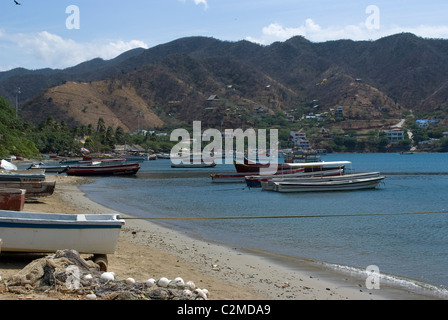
[1, 33, 448, 133]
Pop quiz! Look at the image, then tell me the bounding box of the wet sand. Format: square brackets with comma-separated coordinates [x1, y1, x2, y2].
[0, 175, 441, 300]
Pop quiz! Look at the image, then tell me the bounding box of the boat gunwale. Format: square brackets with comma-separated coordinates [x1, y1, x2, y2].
[0, 210, 125, 228]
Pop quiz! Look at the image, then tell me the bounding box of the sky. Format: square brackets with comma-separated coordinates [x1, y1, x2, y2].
[1, 0, 448, 71]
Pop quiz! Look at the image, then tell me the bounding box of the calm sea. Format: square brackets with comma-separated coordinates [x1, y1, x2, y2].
[80, 153, 448, 294]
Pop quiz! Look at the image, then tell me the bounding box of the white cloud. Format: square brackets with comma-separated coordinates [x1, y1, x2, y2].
[178, 0, 208, 9]
[0, 30, 149, 70]
[246, 19, 448, 45]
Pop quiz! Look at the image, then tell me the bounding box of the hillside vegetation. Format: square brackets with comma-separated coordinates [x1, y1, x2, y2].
[0, 33, 447, 138]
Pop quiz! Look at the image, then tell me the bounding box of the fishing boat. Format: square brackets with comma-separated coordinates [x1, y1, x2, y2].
[156, 153, 171, 160]
[246, 168, 344, 188]
[66, 162, 141, 176]
[0, 181, 56, 198]
[121, 153, 149, 162]
[0, 189, 26, 211]
[28, 162, 68, 174]
[0, 169, 46, 182]
[260, 171, 382, 191]
[270, 175, 386, 193]
[233, 158, 293, 173]
[0, 210, 125, 269]
[171, 156, 217, 168]
[234, 158, 349, 174]
[171, 162, 217, 168]
[211, 168, 306, 184]
[210, 171, 251, 183]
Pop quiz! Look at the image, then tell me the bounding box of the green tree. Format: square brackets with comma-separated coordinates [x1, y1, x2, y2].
[0, 97, 39, 158]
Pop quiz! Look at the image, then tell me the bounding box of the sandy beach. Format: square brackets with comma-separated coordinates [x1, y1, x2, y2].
[0, 175, 440, 300]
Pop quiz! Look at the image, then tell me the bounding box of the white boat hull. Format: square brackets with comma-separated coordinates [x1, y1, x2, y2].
[0, 211, 125, 254]
[273, 176, 386, 193]
[261, 172, 381, 191]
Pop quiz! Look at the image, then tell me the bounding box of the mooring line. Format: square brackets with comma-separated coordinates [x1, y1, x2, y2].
[121, 210, 448, 221]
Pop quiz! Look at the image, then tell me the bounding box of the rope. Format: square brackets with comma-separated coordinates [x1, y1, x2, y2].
[121, 210, 448, 221]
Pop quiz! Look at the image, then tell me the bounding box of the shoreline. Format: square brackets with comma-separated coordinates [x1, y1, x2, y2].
[0, 175, 444, 300]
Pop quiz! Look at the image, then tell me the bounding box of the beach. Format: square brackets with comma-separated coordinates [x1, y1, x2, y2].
[0, 175, 438, 300]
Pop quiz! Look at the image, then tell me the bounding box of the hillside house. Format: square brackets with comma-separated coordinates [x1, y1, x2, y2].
[416, 119, 439, 128]
[290, 131, 311, 149]
[385, 128, 405, 143]
[336, 106, 344, 115]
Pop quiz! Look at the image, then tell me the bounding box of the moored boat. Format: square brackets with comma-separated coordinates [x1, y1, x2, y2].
[233, 158, 293, 173]
[66, 162, 140, 176]
[234, 158, 350, 174]
[211, 168, 305, 184]
[247, 168, 344, 188]
[260, 171, 382, 191]
[271, 175, 386, 193]
[171, 162, 217, 168]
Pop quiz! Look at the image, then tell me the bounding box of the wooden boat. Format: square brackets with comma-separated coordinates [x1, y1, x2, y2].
[121, 154, 149, 162]
[66, 162, 140, 176]
[0, 210, 125, 268]
[246, 168, 344, 188]
[0, 189, 26, 211]
[260, 172, 381, 191]
[234, 158, 293, 173]
[171, 163, 217, 168]
[234, 158, 350, 174]
[156, 153, 171, 159]
[0, 169, 46, 182]
[271, 175, 386, 193]
[0, 181, 56, 198]
[171, 158, 217, 168]
[28, 162, 68, 174]
[211, 168, 306, 184]
[210, 172, 252, 183]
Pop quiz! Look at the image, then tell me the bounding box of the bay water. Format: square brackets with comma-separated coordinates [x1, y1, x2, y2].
[80, 153, 448, 295]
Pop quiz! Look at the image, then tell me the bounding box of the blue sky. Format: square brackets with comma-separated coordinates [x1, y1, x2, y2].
[1, 0, 447, 71]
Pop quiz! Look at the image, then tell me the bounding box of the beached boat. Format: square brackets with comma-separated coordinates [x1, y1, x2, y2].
[0, 169, 46, 182]
[28, 162, 68, 174]
[66, 162, 141, 176]
[0, 181, 56, 198]
[0, 210, 125, 269]
[0, 189, 26, 211]
[270, 175, 386, 193]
